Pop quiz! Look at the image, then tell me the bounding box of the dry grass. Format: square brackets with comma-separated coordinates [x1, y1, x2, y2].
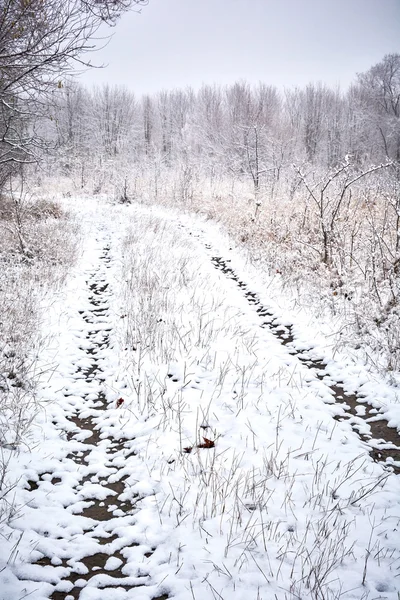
[0, 191, 80, 524]
[113, 206, 400, 599]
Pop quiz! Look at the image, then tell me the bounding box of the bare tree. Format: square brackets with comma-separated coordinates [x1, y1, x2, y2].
[295, 157, 392, 266]
[357, 54, 400, 162]
[0, 0, 148, 184]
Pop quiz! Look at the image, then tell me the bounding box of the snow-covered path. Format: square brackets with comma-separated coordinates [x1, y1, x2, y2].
[2, 200, 400, 600]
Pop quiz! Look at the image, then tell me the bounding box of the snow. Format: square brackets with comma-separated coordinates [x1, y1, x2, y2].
[0, 196, 399, 600]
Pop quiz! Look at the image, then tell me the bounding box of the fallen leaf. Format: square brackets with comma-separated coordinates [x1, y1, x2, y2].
[197, 437, 215, 449]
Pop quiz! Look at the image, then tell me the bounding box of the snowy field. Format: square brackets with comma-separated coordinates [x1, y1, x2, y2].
[1, 197, 400, 600]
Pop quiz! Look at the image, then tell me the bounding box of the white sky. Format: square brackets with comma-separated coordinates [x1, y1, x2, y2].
[81, 0, 400, 94]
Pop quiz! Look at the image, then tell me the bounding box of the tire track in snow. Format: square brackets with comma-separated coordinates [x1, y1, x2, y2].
[208, 253, 400, 473]
[20, 233, 168, 600]
[172, 215, 400, 471]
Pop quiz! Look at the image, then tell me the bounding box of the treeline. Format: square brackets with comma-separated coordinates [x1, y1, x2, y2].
[48, 54, 399, 185]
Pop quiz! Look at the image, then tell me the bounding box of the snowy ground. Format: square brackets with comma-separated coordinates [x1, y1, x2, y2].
[1, 197, 400, 600]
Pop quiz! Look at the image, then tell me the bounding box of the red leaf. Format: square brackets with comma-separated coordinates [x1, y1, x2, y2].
[197, 437, 215, 449]
[183, 446, 193, 454]
[116, 397, 124, 408]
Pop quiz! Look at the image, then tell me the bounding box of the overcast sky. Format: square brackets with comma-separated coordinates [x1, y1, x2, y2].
[81, 0, 400, 95]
